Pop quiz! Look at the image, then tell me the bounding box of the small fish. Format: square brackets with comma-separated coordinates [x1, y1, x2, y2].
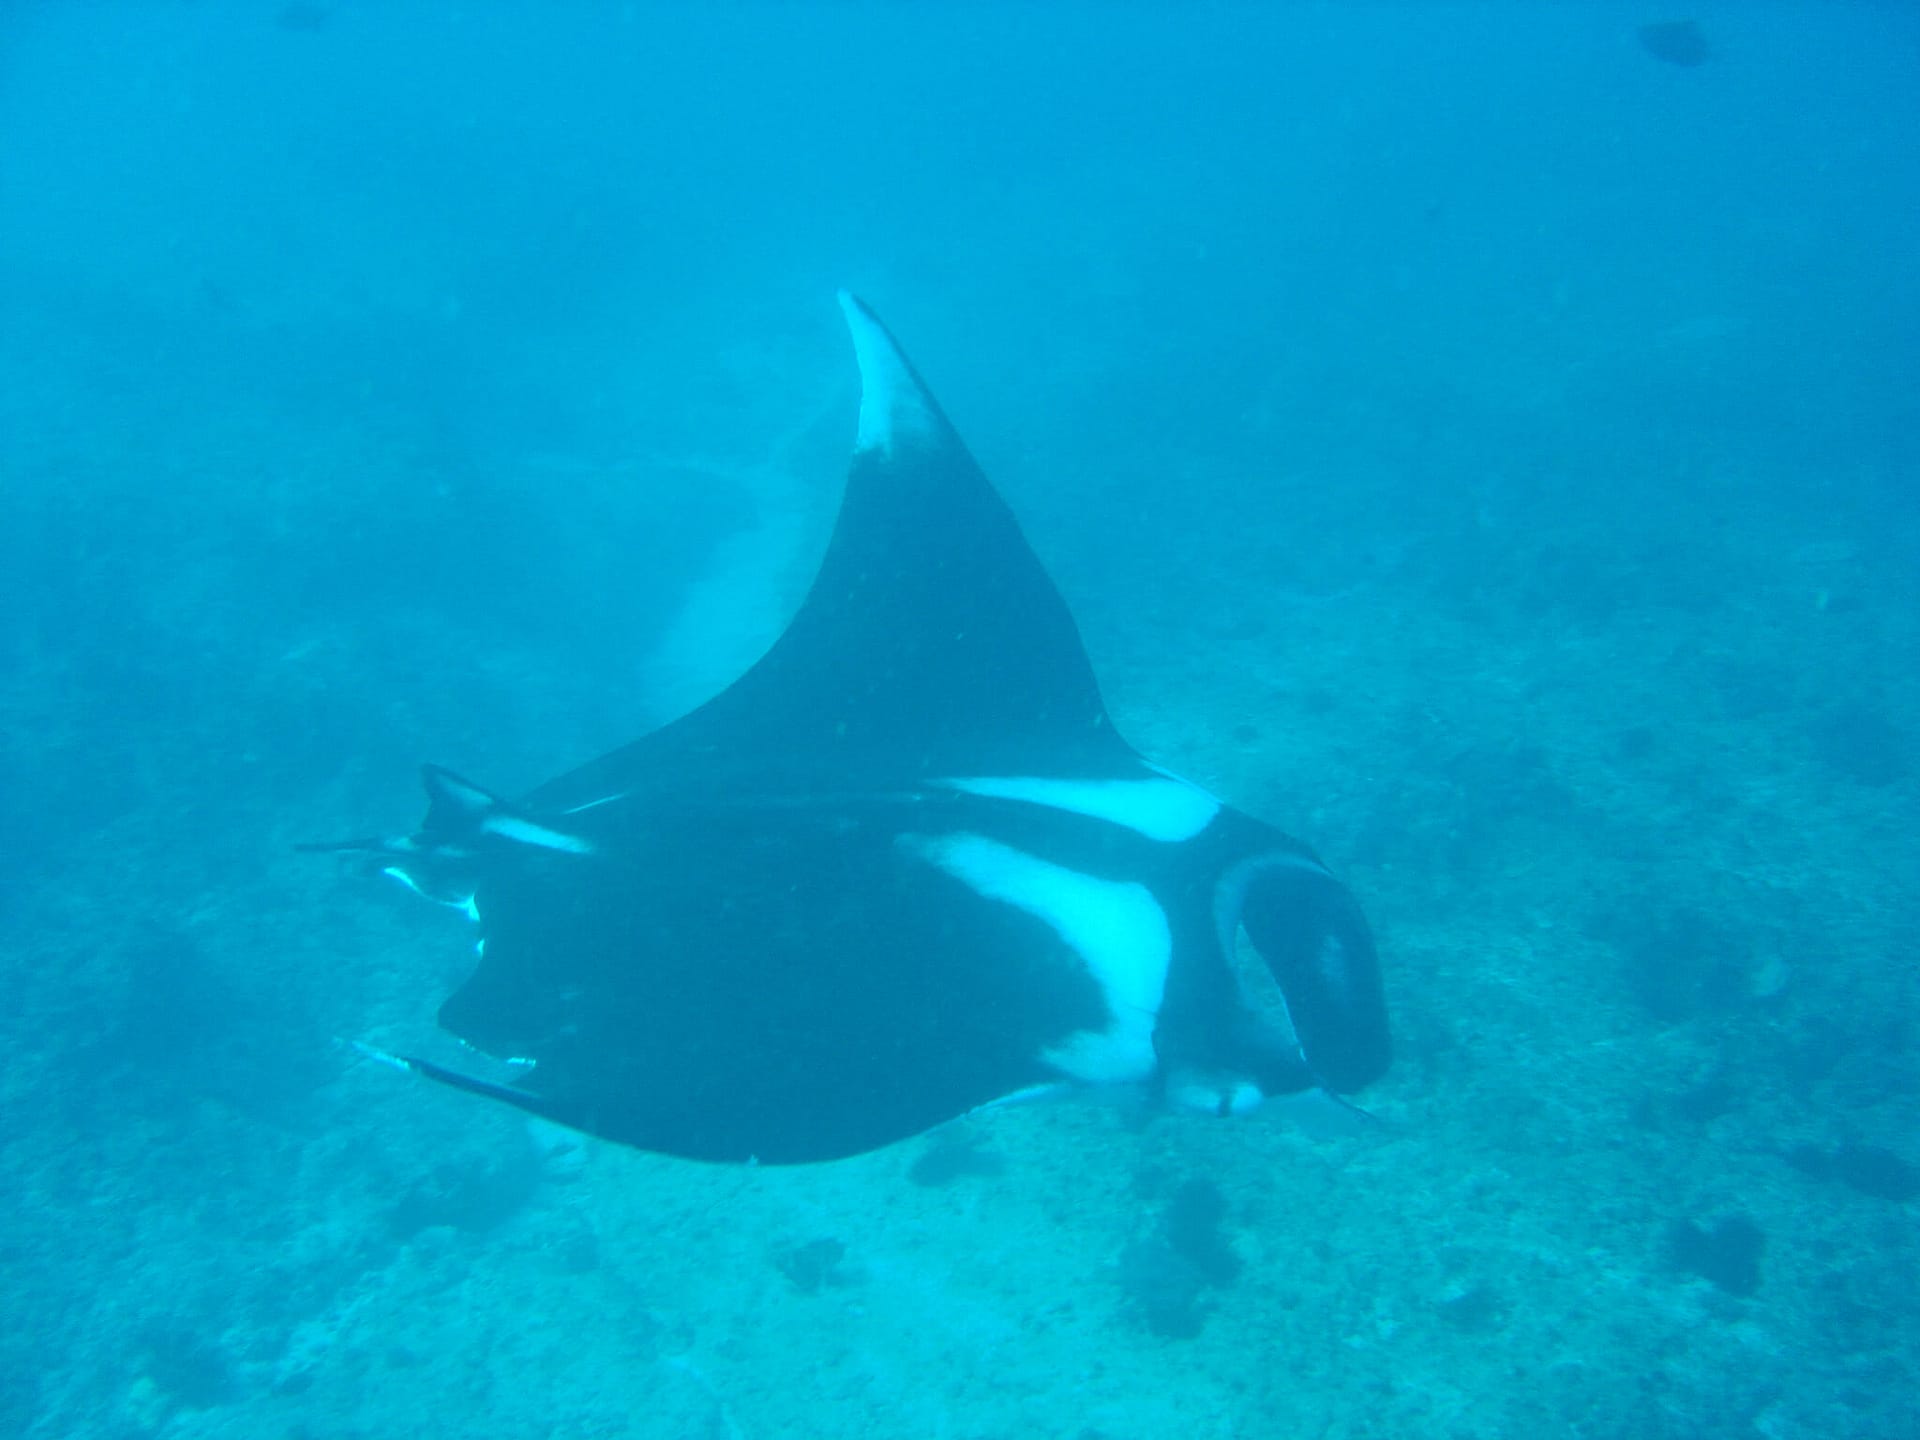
[1638, 19, 1711, 68]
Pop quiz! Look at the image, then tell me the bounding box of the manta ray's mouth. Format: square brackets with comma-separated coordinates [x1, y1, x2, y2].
[1215, 852, 1389, 1096]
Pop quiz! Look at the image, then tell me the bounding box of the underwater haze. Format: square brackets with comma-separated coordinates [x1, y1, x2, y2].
[3, 3, 1916, 1437]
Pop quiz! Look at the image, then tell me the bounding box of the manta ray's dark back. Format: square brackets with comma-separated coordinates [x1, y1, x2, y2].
[318, 294, 1389, 1164]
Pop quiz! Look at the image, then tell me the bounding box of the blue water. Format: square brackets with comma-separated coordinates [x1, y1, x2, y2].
[3, 4, 1915, 1437]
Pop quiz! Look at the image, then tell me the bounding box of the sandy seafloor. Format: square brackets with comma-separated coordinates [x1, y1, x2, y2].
[2, 7, 1916, 1440]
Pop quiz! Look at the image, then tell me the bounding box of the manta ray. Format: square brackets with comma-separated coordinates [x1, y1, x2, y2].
[313, 295, 1389, 1164]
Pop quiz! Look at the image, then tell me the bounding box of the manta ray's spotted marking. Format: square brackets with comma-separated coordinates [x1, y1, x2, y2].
[308, 295, 1389, 1164]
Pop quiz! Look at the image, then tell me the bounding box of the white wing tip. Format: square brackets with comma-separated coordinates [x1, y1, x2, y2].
[837, 291, 933, 455]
